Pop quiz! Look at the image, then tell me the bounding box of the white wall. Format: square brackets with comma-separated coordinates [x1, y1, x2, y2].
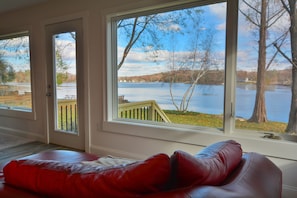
[0, 0, 296, 196]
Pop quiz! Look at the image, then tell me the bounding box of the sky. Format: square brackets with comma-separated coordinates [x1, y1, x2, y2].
[117, 1, 291, 77]
[0, 1, 291, 77]
[118, 2, 228, 77]
[0, 36, 30, 71]
[0, 32, 76, 74]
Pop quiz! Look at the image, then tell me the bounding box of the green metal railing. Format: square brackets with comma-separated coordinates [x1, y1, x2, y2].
[118, 100, 171, 123]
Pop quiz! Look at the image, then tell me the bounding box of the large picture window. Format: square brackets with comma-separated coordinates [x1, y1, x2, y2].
[0, 32, 33, 114]
[111, 1, 227, 131]
[106, 0, 296, 141]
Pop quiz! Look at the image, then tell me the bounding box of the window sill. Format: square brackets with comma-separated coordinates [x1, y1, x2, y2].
[103, 120, 297, 161]
[0, 108, 36, 120]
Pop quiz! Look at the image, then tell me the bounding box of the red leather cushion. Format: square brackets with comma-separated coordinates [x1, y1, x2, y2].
[4, 153, 170, 198]
[171, 140, 242, 188]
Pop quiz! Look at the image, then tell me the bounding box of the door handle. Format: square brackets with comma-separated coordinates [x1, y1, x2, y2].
[46, 92, 52, 97]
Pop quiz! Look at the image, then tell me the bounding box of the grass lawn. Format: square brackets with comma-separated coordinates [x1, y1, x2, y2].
[164, 110, 286, 133]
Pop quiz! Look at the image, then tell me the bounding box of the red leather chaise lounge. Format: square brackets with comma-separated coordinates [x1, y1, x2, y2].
[0, 140, 282, 198]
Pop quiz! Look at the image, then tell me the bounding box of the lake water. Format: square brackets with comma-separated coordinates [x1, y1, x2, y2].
[9, 82, 290, 123]
[118, 82, 291, 123]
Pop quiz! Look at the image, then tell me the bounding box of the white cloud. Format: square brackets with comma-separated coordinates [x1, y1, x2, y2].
[208, 3, 226, 20]
[118, 46, 228, 77]
[55, 40, 76, 61]
[168, 24, 181, 31]
[216, 23, 226, 31]
[117, 1, 291, 76]
[118, 48, 170, 76]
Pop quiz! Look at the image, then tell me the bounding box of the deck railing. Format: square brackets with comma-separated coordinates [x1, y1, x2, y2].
[57, 100, 170, 132]
[58, 101, 78, 132]
[118, 100, 171, 123]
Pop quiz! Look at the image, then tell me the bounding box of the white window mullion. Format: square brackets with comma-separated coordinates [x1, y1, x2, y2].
[105, 16, 118, 122]
[223, 0, 238, 134]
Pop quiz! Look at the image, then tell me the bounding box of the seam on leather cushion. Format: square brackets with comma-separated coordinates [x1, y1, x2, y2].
[171, 140, 242, 188]
[3, 153, 171, 198]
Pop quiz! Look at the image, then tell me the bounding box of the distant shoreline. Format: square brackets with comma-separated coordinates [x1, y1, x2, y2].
[118, 69, 292, 86]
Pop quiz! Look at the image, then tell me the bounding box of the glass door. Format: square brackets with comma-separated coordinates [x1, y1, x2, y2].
[46, 19, 84, 150]
[53, 32, 78, 133]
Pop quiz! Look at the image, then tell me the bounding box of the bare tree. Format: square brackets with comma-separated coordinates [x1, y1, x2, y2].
[54, 34, 76, 85]
[240, 0, 286, 123]
[116, 7, 215, 112]
[0, 58, 15, 84]
[168, 31, 216, 112]
[117, 9, 198, 71]
[0, 36, 28, 84]
[164, 8, 217, 112]
[55, 46, 69, 86]
[117, 16, 156, 70]
[274, 0, 297, 133]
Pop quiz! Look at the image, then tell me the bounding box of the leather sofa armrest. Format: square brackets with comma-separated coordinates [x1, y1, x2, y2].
[215, 152, 282, 198]
[144, 152, 282, 198]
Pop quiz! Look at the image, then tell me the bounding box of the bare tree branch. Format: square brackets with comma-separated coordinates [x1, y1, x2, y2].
[266, 30, 288, 70]
[280, 0, 290, 13]
[117, 16, 155, 70]
[239, 9, 260, 27]
[267, 9, 287, 28]
[273, 42, 297, 68]
[242, 0, 261, 14]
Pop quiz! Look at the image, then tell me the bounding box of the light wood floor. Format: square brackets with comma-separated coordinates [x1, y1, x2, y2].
[0, 141, 73, 169]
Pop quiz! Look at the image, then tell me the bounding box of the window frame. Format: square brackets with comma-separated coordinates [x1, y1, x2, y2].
[103, 0, 297, 161]
[0, 29, 36, 120]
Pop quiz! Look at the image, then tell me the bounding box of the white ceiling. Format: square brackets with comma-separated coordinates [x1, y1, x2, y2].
[0, 0, 47, 13]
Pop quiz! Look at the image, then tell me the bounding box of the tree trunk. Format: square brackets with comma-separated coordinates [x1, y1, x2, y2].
[287, 68, 297, 133]
[249, 0, 268, 123]
[286, 0, 297, 133]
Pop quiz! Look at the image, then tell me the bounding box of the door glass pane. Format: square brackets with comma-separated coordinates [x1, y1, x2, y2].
[53, 32, 78, 133]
